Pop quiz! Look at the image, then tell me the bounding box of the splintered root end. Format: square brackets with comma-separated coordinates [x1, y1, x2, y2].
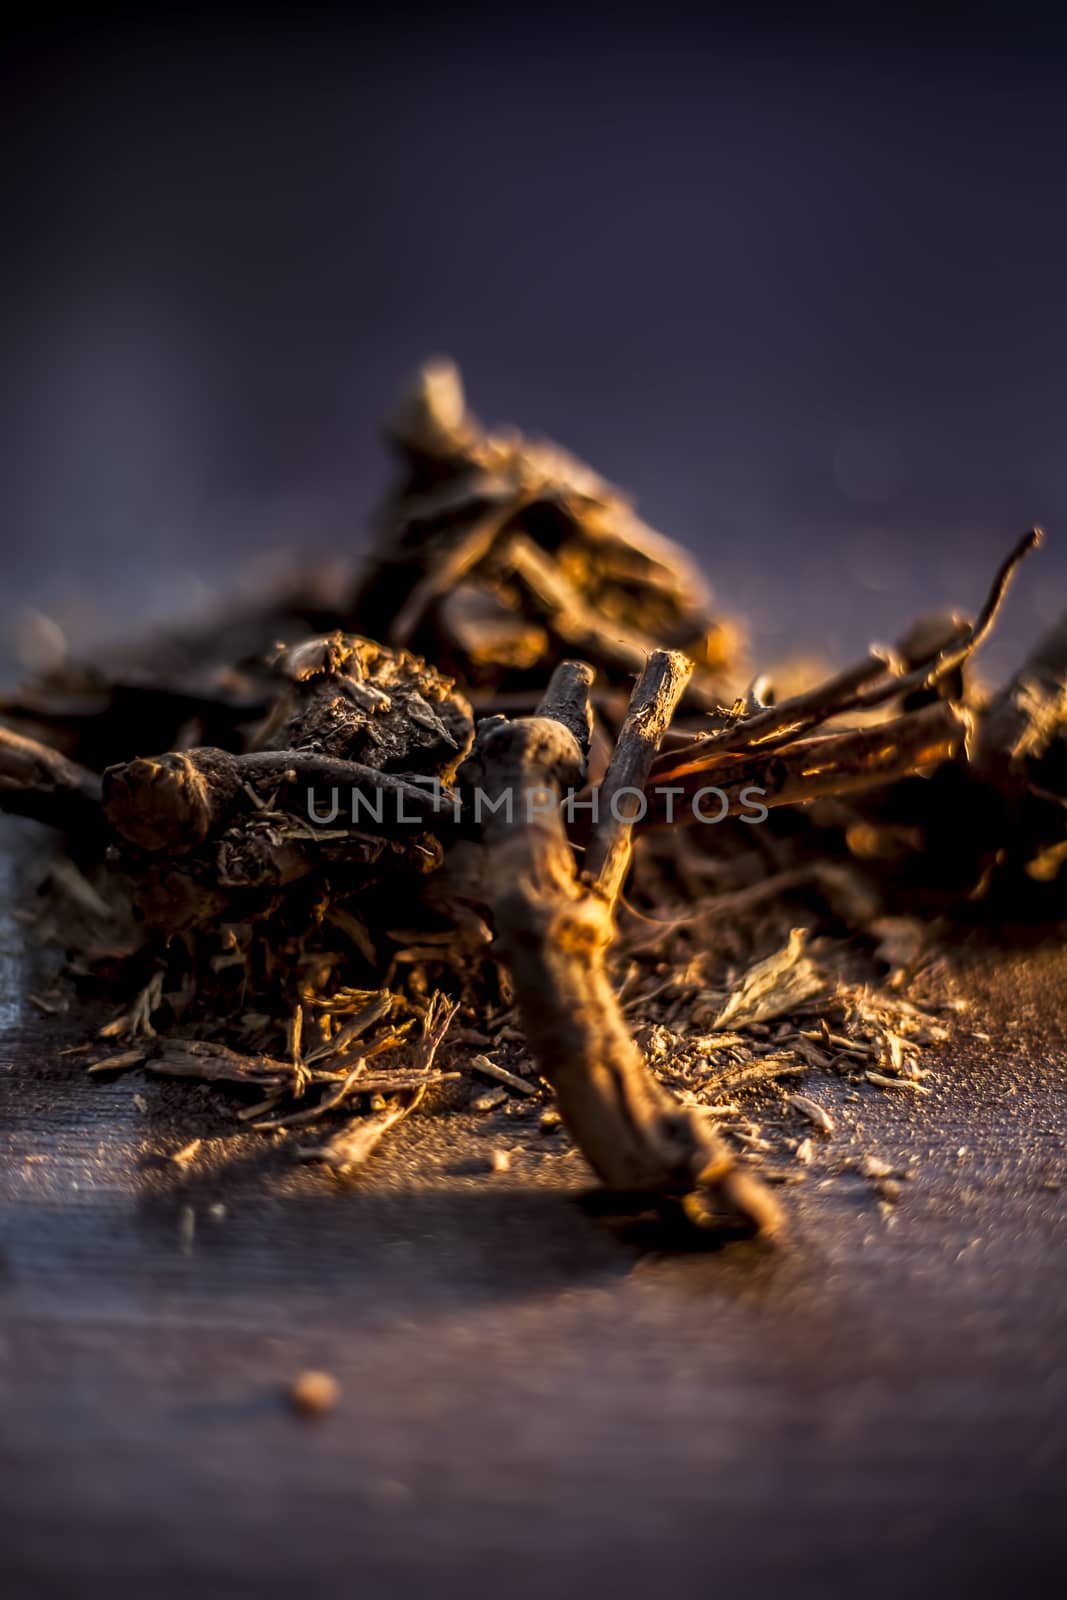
[103, 753, 216, 852]
[681, 1160, 787, 1241]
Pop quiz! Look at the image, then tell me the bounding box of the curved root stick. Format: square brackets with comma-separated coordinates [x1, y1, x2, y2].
[460, 655, 784, 1239]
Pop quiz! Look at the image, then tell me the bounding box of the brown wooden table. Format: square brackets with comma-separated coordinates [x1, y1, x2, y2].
[1, 812, 1064, 1598]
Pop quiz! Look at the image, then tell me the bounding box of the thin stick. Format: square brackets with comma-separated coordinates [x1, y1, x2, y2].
[0, 723, 103, 831]
[651, 651, 898, 779]
[642, 701, 971, 825]
[470, 1054, 540, 1098]
[252, 1069, 460, 1130]
[535, 659, 596, 763]
[924, 528, 1044, 681]
[653, 530, 1040, 781]
[709, 1058, 807, 1092]
[846, 528, 1042, 714]
[252, 1059, 368, 1129]
[142, 1040, 297, 1087]
[584, 649, 693, 903]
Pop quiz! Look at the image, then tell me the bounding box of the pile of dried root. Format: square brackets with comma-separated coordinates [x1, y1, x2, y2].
[2, 362, 1066, 1239]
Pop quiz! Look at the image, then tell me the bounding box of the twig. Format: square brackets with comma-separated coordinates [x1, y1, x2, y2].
[652, 530, 1040, 781]
[710, 1058, 807, 1092]
[144, 1040, 297, 1087]
[922, 528, 1043, 683]
[866, 1070, 932, 1094]
[583, 650, 693, 901]
[297, 993, 459, 1173]
[0, 723, 104, 831]
[86, 1049, 148, 1074]
[470, 1054, 540, 1098]
[252, 1059, 368, 1130]
[252, 1067, 460, 1130]
[533, 659, 595, 758]
[652, 651, 900, 778]
[302, 992, 394, 1064]
[643, 700, 971, 825]
[616, 864, 868, 950]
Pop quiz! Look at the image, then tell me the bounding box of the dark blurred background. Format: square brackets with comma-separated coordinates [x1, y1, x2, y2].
[3, 5, 1065, 683]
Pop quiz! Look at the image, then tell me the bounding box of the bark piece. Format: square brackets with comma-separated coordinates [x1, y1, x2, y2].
[712, 929, 827, 1030]
[254, 631, 473, 779]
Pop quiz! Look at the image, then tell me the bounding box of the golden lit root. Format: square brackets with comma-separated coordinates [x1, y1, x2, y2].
[461, 653, 784, 1238]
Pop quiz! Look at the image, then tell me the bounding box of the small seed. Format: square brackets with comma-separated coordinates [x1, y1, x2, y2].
[289, 1370, 340, 1417]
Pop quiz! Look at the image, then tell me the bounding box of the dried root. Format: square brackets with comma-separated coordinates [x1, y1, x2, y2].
[351, 360, 738, 709]
[3, 364, 1066, 1242]
[459, 653, 782, 1235]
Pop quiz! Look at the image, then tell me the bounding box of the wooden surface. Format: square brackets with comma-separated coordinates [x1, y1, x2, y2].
[5, 37, 1066, 1587]
[0, 817, 1064, 1598]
